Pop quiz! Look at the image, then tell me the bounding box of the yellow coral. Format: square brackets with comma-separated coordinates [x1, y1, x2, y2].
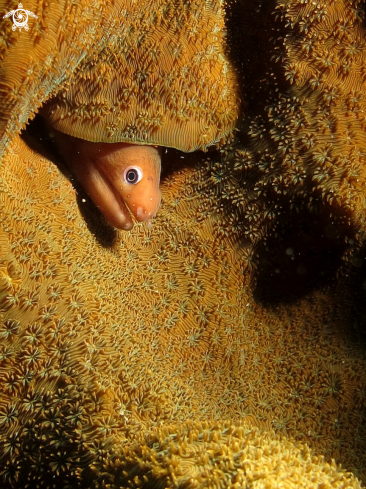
[219, 0, 366, 245]
[0, 134, 365, 486]
[42, 0, 239, 150]
[0, 0, 239, 154]
[1, 0, 366, 486]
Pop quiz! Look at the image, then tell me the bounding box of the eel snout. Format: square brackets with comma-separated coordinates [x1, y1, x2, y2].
[53, 131, 162, 230]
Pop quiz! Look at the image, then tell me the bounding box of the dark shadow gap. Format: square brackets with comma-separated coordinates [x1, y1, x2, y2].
[252, 204, 354, 305]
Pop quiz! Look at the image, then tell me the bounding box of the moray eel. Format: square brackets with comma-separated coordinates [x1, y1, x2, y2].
[53, 130, 162, 230]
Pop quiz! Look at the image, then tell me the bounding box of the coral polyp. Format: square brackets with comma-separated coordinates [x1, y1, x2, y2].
[1, 0, 366, 487]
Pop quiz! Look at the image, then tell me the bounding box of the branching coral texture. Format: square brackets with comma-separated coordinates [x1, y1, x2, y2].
[1, 0, 366, 487]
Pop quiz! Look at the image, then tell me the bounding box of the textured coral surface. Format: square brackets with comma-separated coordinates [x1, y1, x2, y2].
[222, 0, 366, 243]
[0, 134, 365, 487]
[0, 0, 115, 153]
[42, 0, 239, 150]
[1, 0, 366, 487]
[0, 0, 238, 153]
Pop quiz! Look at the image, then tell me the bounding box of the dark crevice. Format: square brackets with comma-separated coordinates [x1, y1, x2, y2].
[252, 205, 353, 305]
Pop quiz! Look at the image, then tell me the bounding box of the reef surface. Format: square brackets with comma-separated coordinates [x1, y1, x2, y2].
[1, 0, 366, 487]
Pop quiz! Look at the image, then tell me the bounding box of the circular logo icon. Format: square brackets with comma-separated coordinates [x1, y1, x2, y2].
[3, 3, 38, 32]
[12, 7, 28, 30]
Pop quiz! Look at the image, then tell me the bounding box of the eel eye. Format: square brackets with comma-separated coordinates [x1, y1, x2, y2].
[123, 166, 143, 185]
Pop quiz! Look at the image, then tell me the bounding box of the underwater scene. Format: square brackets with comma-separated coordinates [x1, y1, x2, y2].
[1, 0, 366, 487]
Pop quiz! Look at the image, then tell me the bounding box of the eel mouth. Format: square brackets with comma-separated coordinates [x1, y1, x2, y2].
[52, 130, 162, 230]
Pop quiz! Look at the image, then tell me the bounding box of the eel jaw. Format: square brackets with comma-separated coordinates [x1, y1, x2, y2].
[52, 131, 162, 230]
